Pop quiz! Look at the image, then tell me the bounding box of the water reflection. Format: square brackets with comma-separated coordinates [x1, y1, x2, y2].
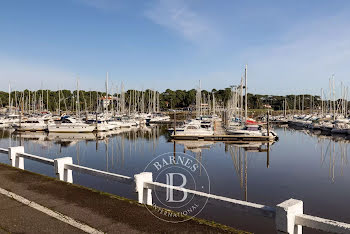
[8, 125, 164, 147]
[225, 142, 272, 201]
[0, 126, 349, 233]
[178, 140, 215, 153]
[2, 126, 349, 184]
[318, 137, 349, 183]
[279, 125, 350, 183]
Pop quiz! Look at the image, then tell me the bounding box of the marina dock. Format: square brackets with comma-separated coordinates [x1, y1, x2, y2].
[171, 120, 277, 142]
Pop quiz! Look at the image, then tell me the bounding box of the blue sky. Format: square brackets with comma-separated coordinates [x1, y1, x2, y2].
[1, 0, 350, 95]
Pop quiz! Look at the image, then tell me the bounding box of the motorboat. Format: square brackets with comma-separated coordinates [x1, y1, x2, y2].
[113, 116, 138, 128]
[171, 119, 214, 136]
[1, 114, 20, 127]
[145, 113, 171, 124]
[87, 120, 116, 132]
[48, 116, 95, 133]
[12, 118, 48, 131]
[227, 117, 242, 131]
[227, 124, 277, 137]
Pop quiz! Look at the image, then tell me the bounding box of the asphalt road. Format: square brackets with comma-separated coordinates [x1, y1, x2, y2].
[0, 194, 85, 233]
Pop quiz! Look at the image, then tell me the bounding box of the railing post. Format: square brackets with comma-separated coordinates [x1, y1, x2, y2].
[276, 199, 303, 234]
[54, 157, 73, 183]
[134, 172, 152, 205]
[8, 146, 24, 169]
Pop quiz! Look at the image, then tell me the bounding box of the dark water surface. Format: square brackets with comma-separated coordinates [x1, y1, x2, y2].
[0, 126, 349, 233]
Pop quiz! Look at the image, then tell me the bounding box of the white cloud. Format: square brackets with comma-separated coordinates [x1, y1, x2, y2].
[145, 0, 219, 45]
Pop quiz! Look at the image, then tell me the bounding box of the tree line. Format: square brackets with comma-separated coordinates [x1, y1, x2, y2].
[0, 88, 348, 112]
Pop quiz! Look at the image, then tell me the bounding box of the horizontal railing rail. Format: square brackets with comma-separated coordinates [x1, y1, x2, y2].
[0, 148, 9, 154]
[65, 163, 134, 185]
[295, 214, 350, 234]
[1, 145, 350, 234]
[17, 152, 54, 166]
[144, 181, 276, 218]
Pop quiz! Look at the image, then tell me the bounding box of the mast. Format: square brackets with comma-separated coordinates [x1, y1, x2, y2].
[77, 76, 80, 118]
[212, 92, 216, 115]
[58, 86, 61, 115]
[8, 83, 11, 114]
[157, 91, 160, 112]
[121, 82, 125, 114]
[141, 89, 145, 113]
[321, 88, 323, 116]
[111, 84, 114, 115]
[329, 77, 332, 115]
[15, 90, 18, 114]
[89, 90, 92, 112]
[199, 80, 202, 116]
[346, 86, 348, 117]
[41, 81, 43, 113]
[34, 91, 36, 114]
[105, 72, 109, 114]
[135, 90, 138, 113]
[196, 80, 201, 117]
[333, 75, 335, 120]
[293, 94, 296, 115]
[128, 91, 131, 115]
[153, 90, 156, 113]
[310, 94, 312, 114]
[28, 90, 31, 114]
[341, 82, 343, 116]
[240, 77, 243, 121]
[47, 89, 49, 112]
[244, 65, 248, 122]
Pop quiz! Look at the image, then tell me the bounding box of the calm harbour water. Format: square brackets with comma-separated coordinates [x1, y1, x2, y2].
[0, 126, 349, 233]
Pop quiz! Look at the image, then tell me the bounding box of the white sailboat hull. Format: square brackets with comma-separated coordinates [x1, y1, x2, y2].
[13, 123, 47, 131]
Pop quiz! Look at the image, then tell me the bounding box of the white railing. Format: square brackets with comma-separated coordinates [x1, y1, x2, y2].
[0, 146, 350, 234]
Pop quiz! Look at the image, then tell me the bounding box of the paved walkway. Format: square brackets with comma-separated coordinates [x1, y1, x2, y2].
[0, 163, 248, 233]
[0, 194, 85, 233]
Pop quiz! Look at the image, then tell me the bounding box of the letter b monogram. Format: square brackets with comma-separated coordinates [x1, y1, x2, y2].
[166, 173, 187, 203]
